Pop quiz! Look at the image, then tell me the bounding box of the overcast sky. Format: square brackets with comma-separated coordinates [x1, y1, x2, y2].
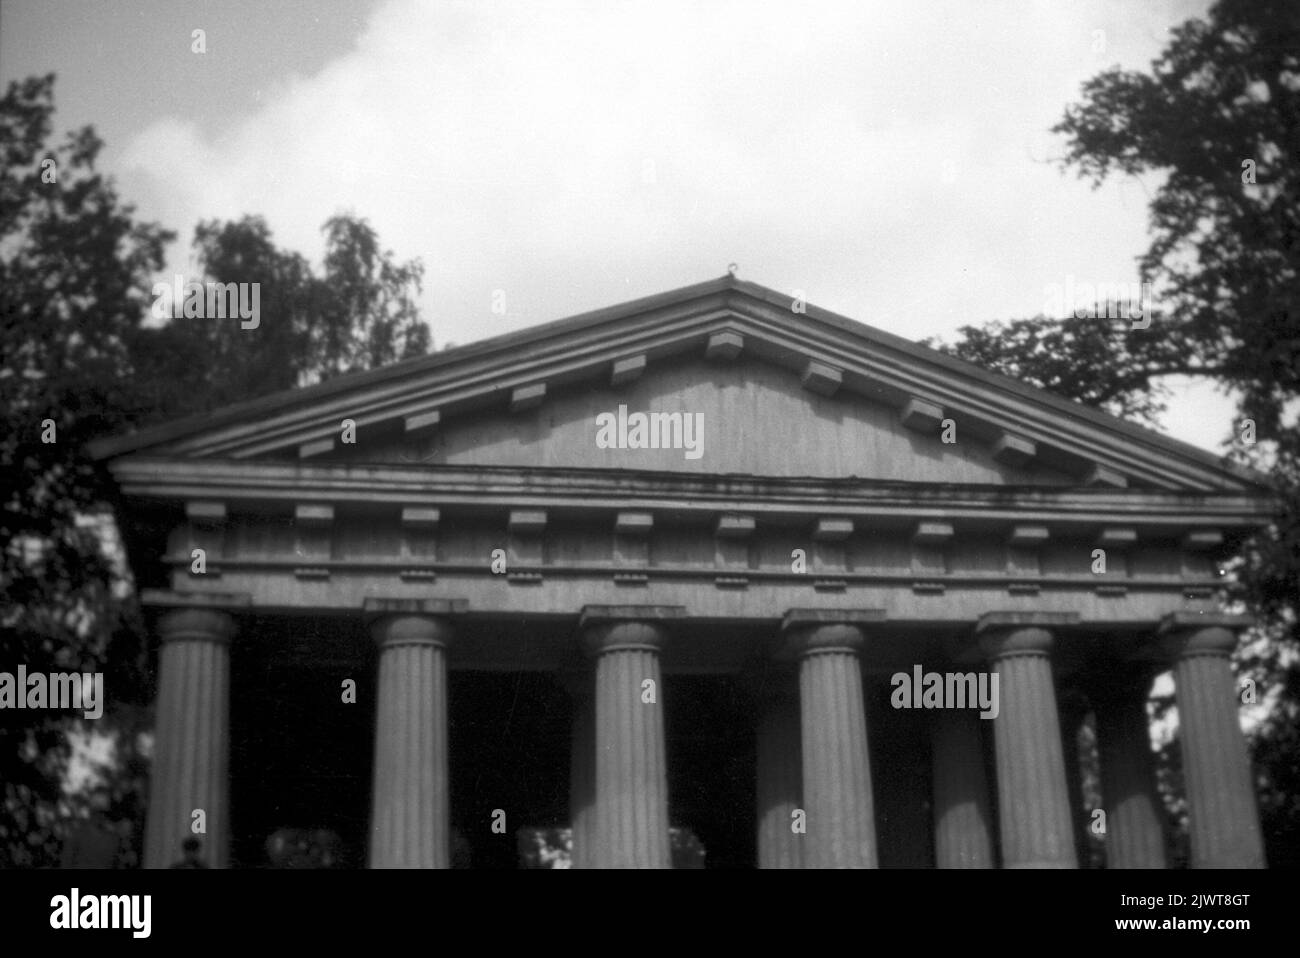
[1, 0, 1236, 452]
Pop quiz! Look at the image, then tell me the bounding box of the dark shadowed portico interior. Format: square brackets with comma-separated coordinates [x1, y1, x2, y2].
[219, 613, 999, 868]
[222, 616, 808, 868]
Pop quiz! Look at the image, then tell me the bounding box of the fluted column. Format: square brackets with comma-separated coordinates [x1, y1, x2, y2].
[1161, 615, 1265, 868]
[1058, 690, 1091, 866]
[565, 672, 597, 869]
[755, 681, 804, 869]
[368, 613, 452, 868]
[978, 614, 1077, 868]
[785, 612, 878, 868]
[582, 609, 673, 868]
[1093, 672, 1167, 868]
[930, 707, 995, 868]
[144, 607, 235, 869]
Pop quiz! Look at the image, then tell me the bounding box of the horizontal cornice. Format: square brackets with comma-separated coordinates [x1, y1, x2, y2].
[109, 458, 1274, 531]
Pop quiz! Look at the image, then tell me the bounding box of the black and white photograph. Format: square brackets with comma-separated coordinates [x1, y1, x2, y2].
[0, 0, 1295, 942]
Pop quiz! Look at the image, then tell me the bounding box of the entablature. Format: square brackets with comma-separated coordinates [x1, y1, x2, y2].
[123, 459, 1264, 622]
[113, 458, 1272, 533]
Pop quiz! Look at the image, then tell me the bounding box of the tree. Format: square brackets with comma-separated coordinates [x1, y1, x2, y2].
[132, 213, 430, 424]
[129, 216, 316, 421]
[0, 73, 166, 866]
[314, 214, 430, 380]
[923, 309, 1193, 429]
[928, 0, 1300, 866]
[1056, 0, 1300, 441]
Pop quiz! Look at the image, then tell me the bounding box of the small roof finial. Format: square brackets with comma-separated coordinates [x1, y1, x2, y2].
[727, 262, 738, 277]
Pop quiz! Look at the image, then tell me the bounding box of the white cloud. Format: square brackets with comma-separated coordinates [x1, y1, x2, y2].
[116, 0, 1228, 450]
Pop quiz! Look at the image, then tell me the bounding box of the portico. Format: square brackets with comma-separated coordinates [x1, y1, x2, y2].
[93, 276, 1273, 868]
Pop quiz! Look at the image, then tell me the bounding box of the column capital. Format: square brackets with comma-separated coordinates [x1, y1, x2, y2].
[780, 608, 882, 657]
[1158, 613, 1250, 660]
[1159, 626, 1236, 660]
[784, 622, 865, 657]
[157, 607, 238, 645]
[368, 613, 455, 651]
[978, 626, 1053, 659]
[581, 618, 671, 656]
[977, 612, 1077, 659]
[578, 605, 682, 656]
[363, 598, 464, 650]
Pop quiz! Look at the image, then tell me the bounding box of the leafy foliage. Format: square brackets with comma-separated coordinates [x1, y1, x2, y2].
[1056, 0, 1300, 440]
[0, 73, 164, 866]
[131, 213, 430, 424]
[925, 311, 1201, 429]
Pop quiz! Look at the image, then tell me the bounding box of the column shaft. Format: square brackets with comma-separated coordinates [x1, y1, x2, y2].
[981, 626, 1077, 868]
[794, 624, 877, 868]
[369, 615, 451, 868]
[587, 620, 671, 868]
[1095, 677, 1167, 869]
[1168, 627, 1265, 868]
[568, 683, 596, 869]
[144, 608, 234, 869]
[756, 692, 804, 869]
[930, 708, 995, 868]
[1058, 693, 1091, 866]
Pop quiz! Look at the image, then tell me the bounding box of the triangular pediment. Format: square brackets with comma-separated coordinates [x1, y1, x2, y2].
[91, 276, 1264, 493]
[330, 352, 1081, 485]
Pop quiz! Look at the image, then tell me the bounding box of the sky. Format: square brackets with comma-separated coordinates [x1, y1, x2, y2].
[0, 0, 1236, 452]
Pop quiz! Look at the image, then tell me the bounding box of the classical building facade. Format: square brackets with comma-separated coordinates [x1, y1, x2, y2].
[92, 276, 1272, 868]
